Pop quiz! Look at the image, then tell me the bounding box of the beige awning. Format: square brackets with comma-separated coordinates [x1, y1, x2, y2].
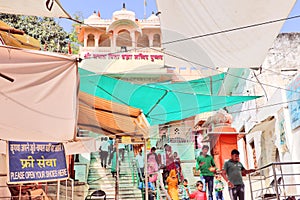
[0, 45, 78, 142]
[157, 0, 296, 68]
[0, 0, 71, 18]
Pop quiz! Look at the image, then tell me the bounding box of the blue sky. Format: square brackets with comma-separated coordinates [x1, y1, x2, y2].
[58, 0, 157, 32]
[58, 0, 300, 33]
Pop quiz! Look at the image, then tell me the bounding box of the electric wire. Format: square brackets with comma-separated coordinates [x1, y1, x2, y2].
[144, 97, 300, 124]
[70, 12, 300, 119]
[74, 14, 300, 94]
[162, 14, 300, 45]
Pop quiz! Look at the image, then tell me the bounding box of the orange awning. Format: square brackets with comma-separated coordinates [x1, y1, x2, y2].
[78, 91, 149, 139]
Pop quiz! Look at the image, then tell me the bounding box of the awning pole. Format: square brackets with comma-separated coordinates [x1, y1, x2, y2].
[115, 138, 119, 200]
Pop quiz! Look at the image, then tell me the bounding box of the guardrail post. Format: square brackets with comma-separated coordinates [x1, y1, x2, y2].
[272, 164, 280, 200]
[249, 173, 254, 200]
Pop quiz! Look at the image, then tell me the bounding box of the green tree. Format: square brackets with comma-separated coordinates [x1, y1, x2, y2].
[0, 14, 69, 53]
[68, 11, 84, 55]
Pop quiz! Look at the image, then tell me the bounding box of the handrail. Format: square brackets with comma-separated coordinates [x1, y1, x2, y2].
[254, 161, 300, 171]
[130, 158, 139, 186]
[249, 162, 300, 200]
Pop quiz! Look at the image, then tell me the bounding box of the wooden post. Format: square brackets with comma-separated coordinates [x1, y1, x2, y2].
[144, 139, 149, 200]
[115, 138, 119, 200]
[70, 155, 75, 179]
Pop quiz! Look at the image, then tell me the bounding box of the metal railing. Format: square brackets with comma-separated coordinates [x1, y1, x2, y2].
[1, 179, 78, 200]
[249, 162, 300, 200]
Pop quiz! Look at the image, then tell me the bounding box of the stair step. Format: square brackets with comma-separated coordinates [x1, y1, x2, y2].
[87, 150, 142, 200]
[88, 183, 137, 188]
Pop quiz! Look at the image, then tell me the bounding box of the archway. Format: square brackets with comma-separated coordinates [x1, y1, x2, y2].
[153, 34, 161, 47]
[98, 34, 111, 47]
[116, 30, 132, 47]
[87, 34, 95, 47]
[137, 34, 149, 47]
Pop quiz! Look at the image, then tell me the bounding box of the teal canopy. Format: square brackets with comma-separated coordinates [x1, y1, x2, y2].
[79, 68, 260, 125]
[146, 73, 225, 95]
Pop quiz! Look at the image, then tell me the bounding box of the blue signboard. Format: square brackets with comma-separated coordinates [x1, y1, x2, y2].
[8, 141, 68, 183]
[286, 74, 300, 130]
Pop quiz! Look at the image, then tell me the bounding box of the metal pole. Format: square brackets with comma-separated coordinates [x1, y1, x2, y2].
[143, 0, 146, 19]
[272, 164, 280, 200]
[248, 174, 254, 200]
[65, 180, 67, 200]
[144, 139, 149, 200]
[279, 164, 286, 199]
[259, 168, 264, 198]
[57, 180, 60, 200]
[70, 178, 74, 200]
[18, 184, 22, 200]
[210, 76, 212, 95]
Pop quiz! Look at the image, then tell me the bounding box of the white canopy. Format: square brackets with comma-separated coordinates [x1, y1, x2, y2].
[0, 45, 78, 142]
[0, 0, 71, 18]
[156, 0, 296, 68]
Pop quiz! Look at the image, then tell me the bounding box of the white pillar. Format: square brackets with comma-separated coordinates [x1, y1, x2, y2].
[95, 35, 99, 47]
[130, 31, 136, 49]
[148, 34, 153, 47]
[112, 33, 117, 52]
[84, 36, 87, 47]
[94, 39, 99, 47]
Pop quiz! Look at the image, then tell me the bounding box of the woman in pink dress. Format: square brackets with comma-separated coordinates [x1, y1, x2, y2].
[147, 147, 159, 182]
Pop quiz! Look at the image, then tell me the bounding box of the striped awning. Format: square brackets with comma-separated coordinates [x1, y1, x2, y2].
[78, 91, 149, 139]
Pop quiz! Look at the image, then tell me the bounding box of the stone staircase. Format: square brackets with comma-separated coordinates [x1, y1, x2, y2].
[87, 150, 143, 200]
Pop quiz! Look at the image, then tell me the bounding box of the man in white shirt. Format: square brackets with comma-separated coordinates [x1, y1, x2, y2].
[135, 150, 144, 182]
[100, 137, 110, 168]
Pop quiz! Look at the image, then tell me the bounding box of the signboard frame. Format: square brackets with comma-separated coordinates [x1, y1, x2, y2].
[7, 141, 69, 183]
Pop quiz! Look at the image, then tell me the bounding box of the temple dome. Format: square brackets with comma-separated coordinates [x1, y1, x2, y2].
[84, 12, 101, 24]
[112, 3, 135, 21]
[147, 12, 159, 21]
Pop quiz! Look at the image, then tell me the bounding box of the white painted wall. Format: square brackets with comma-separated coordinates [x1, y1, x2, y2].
[230, 33, 300, 196]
